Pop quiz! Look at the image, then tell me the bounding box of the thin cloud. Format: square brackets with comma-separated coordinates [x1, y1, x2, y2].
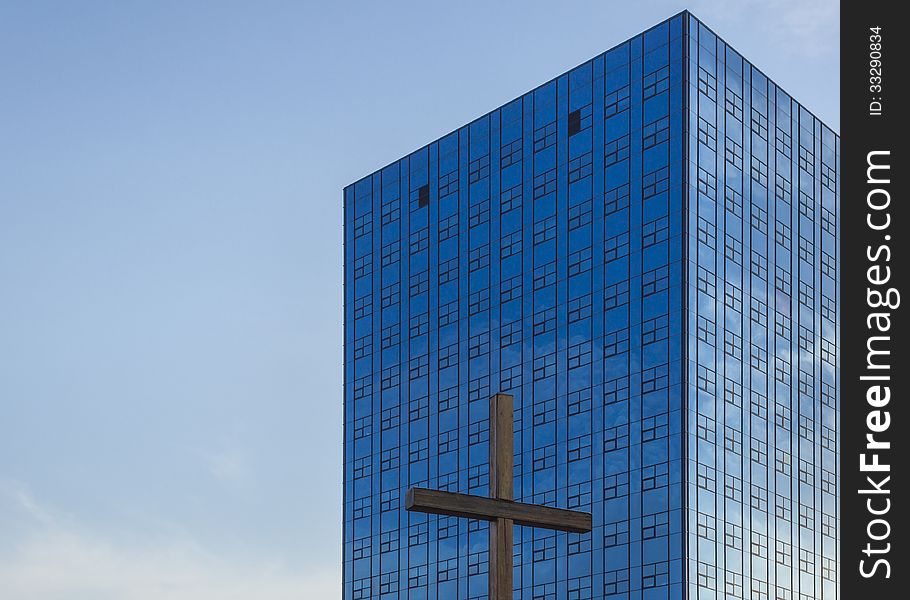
[200, 447, 253, 487]
[0, 482, 338, 600]
[691, 0, 838, 58]
[0, 480, 54, 526]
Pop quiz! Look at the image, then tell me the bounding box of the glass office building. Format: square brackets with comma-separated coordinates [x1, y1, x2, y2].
[343, 11, 838, 600]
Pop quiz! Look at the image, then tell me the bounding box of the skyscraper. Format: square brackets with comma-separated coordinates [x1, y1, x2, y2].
[343, 11, 838, 600]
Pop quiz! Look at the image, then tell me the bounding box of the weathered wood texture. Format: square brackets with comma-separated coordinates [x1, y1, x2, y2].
[489, 393, 514, 501]
[405, 488, 593, 534]
[489, 517, 513, 600]
[488, 393, 514, 600]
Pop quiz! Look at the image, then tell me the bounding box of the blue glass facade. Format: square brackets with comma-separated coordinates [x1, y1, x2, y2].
[344, 12, 837, 600]
[683, 18, 839, 600]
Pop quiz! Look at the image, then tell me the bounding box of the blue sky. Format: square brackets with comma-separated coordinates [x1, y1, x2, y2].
[0, 1, 836, 597]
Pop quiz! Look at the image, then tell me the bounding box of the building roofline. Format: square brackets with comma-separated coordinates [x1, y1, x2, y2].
[344, 10, 689, 191]
[345, 8, 837, 192]
[684, 9, 839, 138]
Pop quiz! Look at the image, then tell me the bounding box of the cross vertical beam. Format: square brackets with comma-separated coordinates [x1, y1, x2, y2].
[489, 392, 514, 500]
[489, 393, 513, 600]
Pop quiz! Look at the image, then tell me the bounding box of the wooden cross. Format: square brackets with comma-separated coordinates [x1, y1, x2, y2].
[405, 393, 593, 599]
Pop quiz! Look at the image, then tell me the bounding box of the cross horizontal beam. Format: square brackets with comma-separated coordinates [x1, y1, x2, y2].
[405, 487, 592, 534]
